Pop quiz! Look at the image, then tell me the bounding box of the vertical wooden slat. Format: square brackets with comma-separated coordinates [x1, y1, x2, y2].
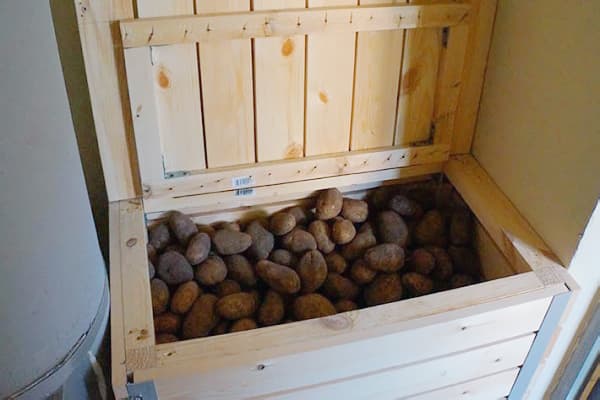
[196, 0, 255, 168]
[254, 0, 306, 162]
[350, 0, 405, 151]
[305, 0, 357, 156]
[137, 1, 207, 174]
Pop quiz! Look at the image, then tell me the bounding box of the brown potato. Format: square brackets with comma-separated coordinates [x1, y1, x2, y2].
[449, 274, 476, 289]
[402, 272, 434, 297]
[287, 206, 309, 225]
[270, 212, 297, 236]
[225, 254, 257, 287]
[182, 294, 219, 339]
[448, 246, 481, 277]
[196, 224, 216, 239]
[364, 244, 405, 272]
[342, 199, 369, 223]
[293, 294, 336, 321]
[147, 243, 158, 264]
[322, 273, 360, 300]
[214, 221, 241, 232]
[164, 243, 186, 255]
[170, 281, 201, 314]
[157, 251, 194, 285]
[331, 218, 356, 245]
[249, 289, 262, 308]
[151, 278, 170, 315]
[364, 273, 403, 306]
[315, 188, 343, 220]
[450, 210, 473, 246]
[358, 221, 374, 235]
[148, 223, 171, 251]
[230, 318, 258, 332]
[368, 187, 391, 211]
[435, 183, 455, 209]
[195, 255, 227, 286]
[308, 220, 335, 254]
[185, 232, 211, 265]
[325, 252, 348, 274]
[154, 312, 181, 334]
[350, 259, 377, 285]
[169, 211, 199, 245]
[215, 280, 242, 298]
[388, 194, 422, 219]
[297, 250, 328, 294]
[409, 248, 436, 275]
[269, 249, 298, 268]
[377, 211, 408, 247]
[407, 187, 436, 210]
[245, 220, 274, 260]
[155, 334, 179, 344]
[256, 260, 301, 294]
[341, 230, 377, 261]
[426, 246, 453, 281]
[212, 320, 230, 335]
[335, 300, 358, 313]
[257, 290, 285, 326]
[281, 228, 317, 253]
[213, 229, 252, 255]
[414, 210, 445, 245]
[216, 292, 257, 320]
[148, 259, 155, 280]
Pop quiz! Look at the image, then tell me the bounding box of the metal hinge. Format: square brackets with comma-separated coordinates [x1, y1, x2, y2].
[127, 380, 158, 400]
[442, 27, 450, 48]
[162, 155, 191, 179]
[408, 123, 436, 147]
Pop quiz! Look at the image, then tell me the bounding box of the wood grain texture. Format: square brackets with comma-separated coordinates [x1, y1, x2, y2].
[196, 0, 255, 168]
[476, 221, 515, 280]
[350, 0, 405, 151]
[254, 0, 306, 162]
[305, 0, 357, 156]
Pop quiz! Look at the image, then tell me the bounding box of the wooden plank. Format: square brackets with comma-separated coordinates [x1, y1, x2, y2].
[139, 298, 547, 399]
[147, 144, 449, 199]
[405, 369, 520, 400]
[120, 4, 473, 47]
[350, 0, 405, 151]
[76, 0, 138, 200]
[580, 362, 600, 400]
[262, 335, 535, 399]
[451, 0, 497, 153]
[476, 221, 515, 280]
[119, 199, 156, 370]
[196, 0, 255, 168]
[136, 1, 206, 174]
[254, 0, 306, 162]
[304, 0, 357, 156]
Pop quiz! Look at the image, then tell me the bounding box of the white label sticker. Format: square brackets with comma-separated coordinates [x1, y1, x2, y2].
[234, 188, 255, 197]
[232, 175, 254, 188]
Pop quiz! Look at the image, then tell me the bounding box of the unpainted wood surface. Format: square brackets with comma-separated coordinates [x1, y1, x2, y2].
[476, 221, 515, 280]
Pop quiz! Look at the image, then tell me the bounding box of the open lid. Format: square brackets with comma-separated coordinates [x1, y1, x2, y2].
[78, 1, 475, 213]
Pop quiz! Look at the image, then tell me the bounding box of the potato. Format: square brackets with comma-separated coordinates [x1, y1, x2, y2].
[407, 187, 436, 210]
[154, 312, 181, 334]
[148, 259, 155, 280]
[164, 243, 186, 255]
[212, 320, 230, 335]
[293, 294, 336, 321]
[287, 206, 309, 225]
[448, 246, 481, 277]
[270, 212, 297, 236]
[257, 290, 285, 326]
[185, 232, 211, 265]
[215, 280, 242, 298]
[245, 220, 274, 260]
[402, 272, 434, 297]
[148, 223, 171, 251]
[213, 229, 252, 255]
[197, 224, 216, 238]
[157, 251, 194, 285]
[325, 252, 348, 274]
[335, 300, 358, 313]
[364, 273, 403, 306]
[449, 274, 476, 289]
[315, 188, 343, 220]
[388, 194, 422, 218]
[269, 249, 298, 268]
[156, 334, 179, 344]
[322, 273, 360, 300]
[409, 248, 435, 275]
[151, 278, 170, 315]
[331, 218, 356, 245]
[358, 221, 374, 235]
[297, 250, 328, 294]
[342, 199, 369, 223]
[281, 228, 317, 253]
[230, 318, 258, 332]
[414, 210, 445, 245]
[216, 292, 257, 320]
[308, 220, 335, 254]
[426, 246, 453, 281]
[225, 254, 257, 287]
[170, 281, 201, 314]
[215, 221, 241, 232]
[450, 210, 473, 246]
[377, 211, 408, 247]
[341, 230, 377, 261]
[364, 244, 405, 272]
[350, 259, 377, 285]
[182, 294, 219, 339]
[435, 183, 455, 209]
[256, 260, 301, 294]
[249, 289, 262, 308]
[195, 255, 227, 286]
[369, 187, 391, 211]
[169, 211, 198, 245]
[147, 243, 158, 264]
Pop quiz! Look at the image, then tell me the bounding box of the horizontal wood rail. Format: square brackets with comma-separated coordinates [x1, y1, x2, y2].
[120, 3, 470, 48]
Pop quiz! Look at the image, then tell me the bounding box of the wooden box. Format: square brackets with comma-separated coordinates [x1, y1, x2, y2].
[76, 1, 578, 399]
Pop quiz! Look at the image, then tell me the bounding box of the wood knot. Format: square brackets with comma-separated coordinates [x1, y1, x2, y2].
[126, 238, 137, 247]
[318, 91, 329, 104]
[157, 67, 171, 89]
[402, 67, 421, 95]
[281, 38, 294, 57]
[320, 314, 354, 330]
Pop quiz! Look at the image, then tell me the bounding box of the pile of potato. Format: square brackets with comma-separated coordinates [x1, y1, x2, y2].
[148, 181, 481, 344]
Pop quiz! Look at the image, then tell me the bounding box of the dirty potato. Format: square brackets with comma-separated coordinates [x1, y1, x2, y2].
[148, 223, 171, 251]
[402, 272, 434, 297]
[185, 232, 211, 265]
[230, 318, 258, 332]
[322, 273, 360, 300]
[449, 274, 476, 289]
[334, 300, 358, 313]
[364, 273, 403, 306]
[151, 278, 170, 315]
[308, 220, 336, 254]
[409, 248, 436, 275]
[270, 212, 297, 236]
[388, 194, 422, 218]
[414, 210, 445, 245]
[448, 246, 481, 277]
[364, 244, 405, 272]
[182, 294, 219, 339]
[213, 229, 253, 255]
[331, 218, 356, 245]
[293, 294, 336, 321]
[225, 254, 257, 287]
[426, 246, 454, 281]
[269, 249, 298, 268]
[195, 255, 227, 286]
[148, 259, 155, 280]
[170, 281, 201, 314]
[257, 290, 285, 326]
[256, 260, 301, 294]
[350, 259, 377, 285]
[154, 312, 181, 334]
[341, 198, 369, 223]
[287, 206, 309, 225]
[212, 320, 230, 335]
[377, 211, 408, 247]
[341, 230, 377, 261]
[245, 220, 274, 260]
[157, 251, 194, 285]
[297, 250, 328, 294]
[281, 228, 317, 253]
[216, 292, 257, 320]
[169, 211, 199, 245]
[315, 188, 343, 220]
[215, 280, 242, 298]
[450, 210, 473, 246]
[325, 252, 348, 274]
